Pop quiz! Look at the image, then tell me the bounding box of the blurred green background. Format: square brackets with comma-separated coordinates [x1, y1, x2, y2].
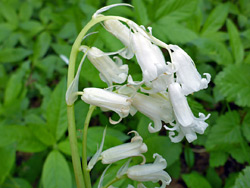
[0, 0, 250, 187]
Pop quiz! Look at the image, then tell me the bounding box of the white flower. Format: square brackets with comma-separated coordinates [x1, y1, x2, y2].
[81, 88, 131, 124]
[101, 131, 147, 164]
[168, 45, 211, 95]
[127, 153, 171, 188]
[104, 19, 134, 59]
[83, 46, 128, 86]
[132, 32, 168, 82]
[131, 92, 174, 133]
[165, 83, 210, 142]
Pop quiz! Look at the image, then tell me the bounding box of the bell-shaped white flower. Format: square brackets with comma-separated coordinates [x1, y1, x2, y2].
[81, 88, 131, 124]
[101, 131, 147, 164]
[166, 83, 210, 142]
[132, 32, 168, 83]
[127, 153, 171, 188]
[104, 19, 134, 59]
[165, 113, 209, 143]
[82, 46, 128, 86]
[168, 45, 211, 95]
[131, 92, 174, 133]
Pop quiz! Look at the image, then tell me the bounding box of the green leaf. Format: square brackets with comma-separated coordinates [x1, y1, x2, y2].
[184, 147, 195, 168]
[46, 79, 68, 141]
[153, 19, 198, 43]
[209, 151, 228, 167]
[233, 166, 250, 188]
[19, 2, 33, 21]
[132, 0, 148, 25]
[42, 150, 72, 188]
[201, 3, 229, 35]
[0, 125, 47, 152]
[226, 19, 244, 64]
[206, 111, 242, 150]
[144, 136, 182, 166]
[215, 64, 250, 107]
[206, 168, 222, 188]
[0, 48, 32, 63]
[137, 115, 157, 139]
[182, 171, 212, 188]
[155, 0, 198, 21]
[0, 2, 18, 28]
[1, 177, 32, 188]
[33, 31, 51, 59]
[242, 113, 250, 142]
[192, 38, 233, 65]
[0, 144, 16, 184]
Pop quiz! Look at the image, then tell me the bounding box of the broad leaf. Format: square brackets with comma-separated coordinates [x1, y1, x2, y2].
[33, 31, 51, 59]
[183, 171, 212, 188]
[215, 64, 250, 107]
[242, 113, 250, 142]
[46, 79, 68, 141]
[201, 3, 229, 35]
[226, 19, 244, 64]
[233, 166, 250, 188]
[0, 48, 32, 63]
[209, 151, 228, 167]
[0, 144, 16, 184]
[1, 177, 32, 188]
[132, 0, 148, 25]
[42, 150, 72, 188]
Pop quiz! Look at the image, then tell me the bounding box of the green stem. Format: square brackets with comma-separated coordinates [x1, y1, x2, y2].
[66, 15, 130, 188]
[82, 105, 96, 188]
[67, 106, 85, 188]
[103, 175, 126, 188]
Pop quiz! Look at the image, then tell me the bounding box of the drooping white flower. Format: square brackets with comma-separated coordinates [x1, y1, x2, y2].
[131, 92, 174, 133]
[127, 153, 171, 188]
[168, 45, 211, 95]
[104, 19, 134, 59]
[81, 88, 131, 124]
[131, 32, 168, 83]
[166, 83, 210, 142]
[82, 46, 128, 86]
[101, 131, 147, 164]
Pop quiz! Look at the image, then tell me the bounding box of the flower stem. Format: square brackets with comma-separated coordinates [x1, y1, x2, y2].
[66, 15, 129, 188]
[67, 106, 85, 188]
[82, 105, 96, 188]
[103, 175, 126, 188]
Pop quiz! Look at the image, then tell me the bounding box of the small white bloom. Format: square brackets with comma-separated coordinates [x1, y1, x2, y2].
[166, 83, 210, 142]
[101, 131, 147, 164]
[132, 32, 168, 82]
[127, 153, 171, 188]
[104, 19, 134, 59]
[84, 47, 128, 86]
[81, 88, 131, 124]
[168, 45, 211, 95]
[132, 92, 174, 133]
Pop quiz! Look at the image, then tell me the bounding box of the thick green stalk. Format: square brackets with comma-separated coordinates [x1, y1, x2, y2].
[66, 15, 129, 188]
[103, 175, 126, 188]
[67, 106, 85, 188]
[82, 105, 96, 188]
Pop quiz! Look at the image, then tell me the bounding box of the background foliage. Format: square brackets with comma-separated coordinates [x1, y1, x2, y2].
[0, 0, 250, 187]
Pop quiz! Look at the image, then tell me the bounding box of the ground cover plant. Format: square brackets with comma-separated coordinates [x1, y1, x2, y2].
[0, 0, 250, 188]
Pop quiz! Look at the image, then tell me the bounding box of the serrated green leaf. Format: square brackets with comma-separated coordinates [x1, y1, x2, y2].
[155, 0, 198, 21]
[227, 19, 244, 64]
[242, 113, 250, 142]
[229, 143, 250, 164]
[206, 111, 242, 150]
[215, 64, 250, 107]
[192, 38, 233, 65]
[132, 0, 148, 25]
[201, 3, 229, 35]
[42, 150, 72, 188]
[0, 48, 32, 63]
[183, 171, 212, 188]
[33, 31, 51, 59]
[209, 151, 228, 167]
[46, 79, 68, 141]
[144, 136, 182, 166]
[233, 166, 250, 188]
[153, 19, 198, 43]
[0, 144, 16, 184]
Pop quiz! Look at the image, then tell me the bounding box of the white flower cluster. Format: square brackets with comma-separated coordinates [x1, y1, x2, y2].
[78, 18, 211, 143]
[66, 4, 211, 187]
